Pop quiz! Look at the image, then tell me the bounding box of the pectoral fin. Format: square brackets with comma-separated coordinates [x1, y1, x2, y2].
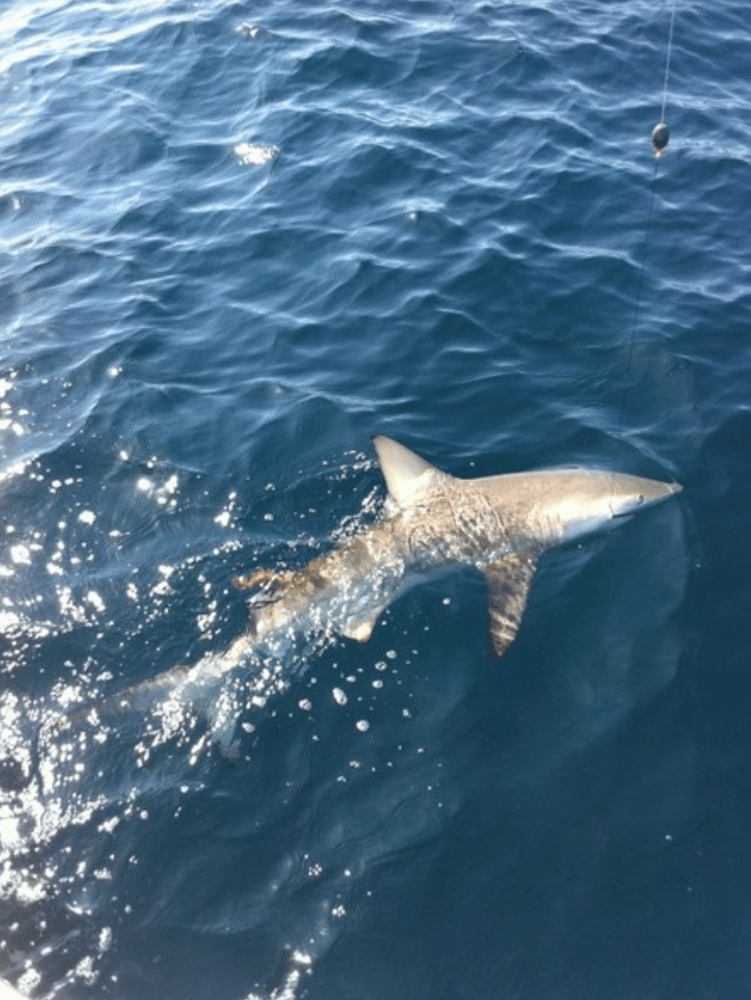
[340, 611, 382, 643]
[483, 554, 539, 658]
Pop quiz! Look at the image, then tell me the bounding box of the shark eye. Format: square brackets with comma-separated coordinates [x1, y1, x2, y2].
[637, 494, 644, 504]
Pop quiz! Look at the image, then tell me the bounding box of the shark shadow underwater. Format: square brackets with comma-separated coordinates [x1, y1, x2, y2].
[97, 434, 681, 719]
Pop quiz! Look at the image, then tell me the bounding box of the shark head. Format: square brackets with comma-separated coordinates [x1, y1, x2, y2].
[597, 469, 682, 516]
[471, 467, 681, 545]
[545, 469, 681, 542]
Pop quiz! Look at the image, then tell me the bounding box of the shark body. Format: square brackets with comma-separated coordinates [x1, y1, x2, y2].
[218, 435, 681, 666]
[57, 435, 681, 729]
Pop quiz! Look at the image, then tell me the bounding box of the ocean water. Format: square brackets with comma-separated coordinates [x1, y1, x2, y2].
[0, 0, 750, 997]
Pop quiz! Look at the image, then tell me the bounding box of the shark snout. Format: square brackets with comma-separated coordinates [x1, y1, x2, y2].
[638, 477, 682, 504]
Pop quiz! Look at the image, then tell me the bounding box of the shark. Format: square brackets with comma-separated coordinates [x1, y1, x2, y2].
[218, 435, 681, 665]
[52, 435, 680, 733]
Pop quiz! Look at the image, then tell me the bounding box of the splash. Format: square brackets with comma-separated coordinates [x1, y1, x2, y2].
[234, 142, 279, 166]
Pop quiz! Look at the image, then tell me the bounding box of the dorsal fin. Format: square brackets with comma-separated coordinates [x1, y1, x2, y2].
[372, 436, 443, 509]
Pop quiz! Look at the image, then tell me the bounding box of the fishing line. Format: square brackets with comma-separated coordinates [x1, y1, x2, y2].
[616, 0, 678, 443]
[658, 0, 678, 129]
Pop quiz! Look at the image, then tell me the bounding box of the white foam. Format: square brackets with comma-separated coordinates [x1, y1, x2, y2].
[234, 142, 279, 166]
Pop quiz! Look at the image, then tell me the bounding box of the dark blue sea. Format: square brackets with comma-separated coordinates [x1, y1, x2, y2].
[1, 1, 750, 997]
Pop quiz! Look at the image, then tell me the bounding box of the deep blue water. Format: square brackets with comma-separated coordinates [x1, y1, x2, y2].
[0, 1, 750, 997]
